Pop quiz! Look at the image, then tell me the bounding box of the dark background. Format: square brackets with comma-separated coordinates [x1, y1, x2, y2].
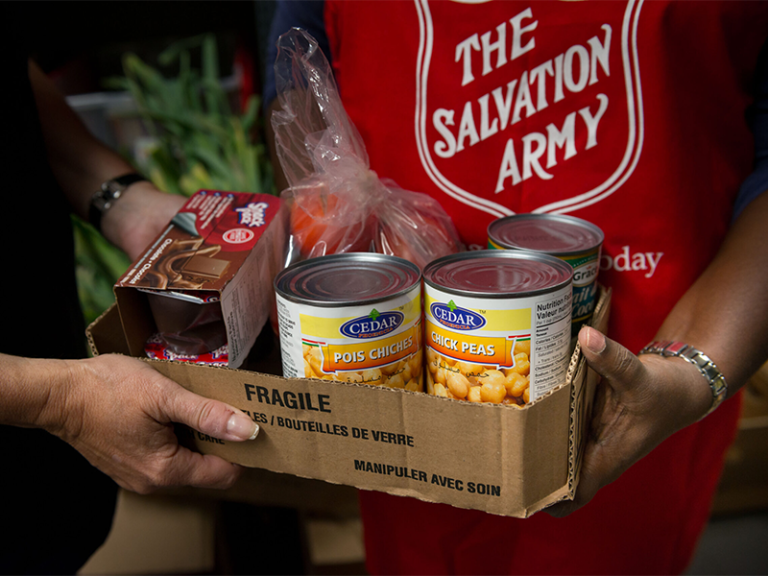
[26, 1, 277, 97]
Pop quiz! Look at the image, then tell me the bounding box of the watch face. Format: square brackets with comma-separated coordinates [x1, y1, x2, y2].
[104, 181, 124, 198]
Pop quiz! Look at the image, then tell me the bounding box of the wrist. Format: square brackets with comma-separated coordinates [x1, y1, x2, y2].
[101, 184, 187, 260]
[99, 180, 156, 244]
[639, 341, 728, 420]
[0, 355, 79, 434]
[32, 359, 81, 437]
[89, 173, 150, 234]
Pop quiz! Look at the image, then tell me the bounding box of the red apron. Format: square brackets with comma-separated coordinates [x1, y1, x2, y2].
[323, 1, 768, 573]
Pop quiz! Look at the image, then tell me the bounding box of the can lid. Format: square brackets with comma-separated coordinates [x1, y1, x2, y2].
[423, 250, 573, 298]
[275, 253, 421, 306]
[488, 214, 604, 256]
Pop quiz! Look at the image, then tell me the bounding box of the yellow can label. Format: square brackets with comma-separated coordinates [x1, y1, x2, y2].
[306, 325, 419, 373]
[424, 284, 571, 406]
[428, 327, 517, 366]
[277, 286, 423, 392]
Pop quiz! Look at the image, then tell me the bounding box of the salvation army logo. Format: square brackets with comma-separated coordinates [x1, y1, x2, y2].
[413, 0, 645, 217]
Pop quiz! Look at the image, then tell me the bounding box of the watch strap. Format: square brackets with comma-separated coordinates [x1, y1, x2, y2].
[89, 173, 148, 233]
[638, 340, 728, 418]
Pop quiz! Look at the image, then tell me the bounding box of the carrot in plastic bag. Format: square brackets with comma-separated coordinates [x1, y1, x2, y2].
[271, 28, 463, 269]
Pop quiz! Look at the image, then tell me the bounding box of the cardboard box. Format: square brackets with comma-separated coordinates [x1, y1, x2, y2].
[89, 285, 610, 518]
[114, 190, 284, 368]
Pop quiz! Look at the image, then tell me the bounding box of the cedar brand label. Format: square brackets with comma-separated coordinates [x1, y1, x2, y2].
[277, 287, 423, 391]
[426, 288, 571, 403]
[428, 300, 519, 367]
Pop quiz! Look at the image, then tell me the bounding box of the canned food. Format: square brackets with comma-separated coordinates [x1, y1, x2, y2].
[488, 214, 604, 337]
[275, 253, 424, 391]
[423, 251, 573, 406]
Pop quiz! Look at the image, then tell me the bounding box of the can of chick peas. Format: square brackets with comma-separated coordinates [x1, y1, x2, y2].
[423, 250, 572, 406]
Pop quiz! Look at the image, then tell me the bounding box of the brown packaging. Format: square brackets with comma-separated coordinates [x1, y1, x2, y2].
[114, 190, 285, 368]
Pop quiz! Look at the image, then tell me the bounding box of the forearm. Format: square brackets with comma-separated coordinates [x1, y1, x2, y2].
[28, 59, 185, 259]
[654, 189, 768, 397]
[0, 353, 71, 432]
[28, 60, 136, 221]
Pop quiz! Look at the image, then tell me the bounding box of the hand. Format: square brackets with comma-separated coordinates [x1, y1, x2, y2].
[101, 182, 187, 261]
[546, 326, 713, 517]
[44, 354, 258, 494]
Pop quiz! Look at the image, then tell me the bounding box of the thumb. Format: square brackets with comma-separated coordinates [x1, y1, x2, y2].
[578, 326, 644, 393]
[162, 385, 259, 442]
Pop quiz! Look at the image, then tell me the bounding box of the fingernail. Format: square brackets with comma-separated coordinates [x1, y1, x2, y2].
[227, 412, 259, 441]
[583, 327, 606, 354]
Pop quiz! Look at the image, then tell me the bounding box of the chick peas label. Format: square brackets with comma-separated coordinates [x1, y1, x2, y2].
[428, 325, 521, 367]
[277, 287, 424, 391]
[423, 286, 572, 405]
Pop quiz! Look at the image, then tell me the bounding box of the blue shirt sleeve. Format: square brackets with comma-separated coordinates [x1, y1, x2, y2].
[733, 37, 768, 221]
[263, 0, 329, 110]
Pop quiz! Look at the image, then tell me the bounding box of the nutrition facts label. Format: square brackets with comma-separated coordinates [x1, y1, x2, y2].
[276, 296, 301, 378]
[532, 289, 573, 398]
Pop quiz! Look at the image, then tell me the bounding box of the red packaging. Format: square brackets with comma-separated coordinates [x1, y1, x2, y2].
[144, 333, 229, 366]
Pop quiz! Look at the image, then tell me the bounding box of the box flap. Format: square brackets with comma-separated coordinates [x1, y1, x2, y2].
[86, 303, 130, 356]
[566, 287, 611, 501]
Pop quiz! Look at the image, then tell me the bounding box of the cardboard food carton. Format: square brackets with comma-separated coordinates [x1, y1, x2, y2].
[88, 283, 610, 518]
[113, 190, 285, 368]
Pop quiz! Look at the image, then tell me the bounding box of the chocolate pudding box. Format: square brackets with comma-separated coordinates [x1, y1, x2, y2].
[113, 190, 285, 368]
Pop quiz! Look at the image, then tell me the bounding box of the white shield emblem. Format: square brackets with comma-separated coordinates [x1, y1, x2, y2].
[413, 0, 645, 217]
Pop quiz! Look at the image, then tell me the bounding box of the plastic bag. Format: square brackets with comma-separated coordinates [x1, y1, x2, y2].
[271, 28, 463, 268]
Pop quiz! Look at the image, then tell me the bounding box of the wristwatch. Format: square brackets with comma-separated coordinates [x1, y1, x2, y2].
[89, 173, 148, 233]
[638, 340, 728, 418]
